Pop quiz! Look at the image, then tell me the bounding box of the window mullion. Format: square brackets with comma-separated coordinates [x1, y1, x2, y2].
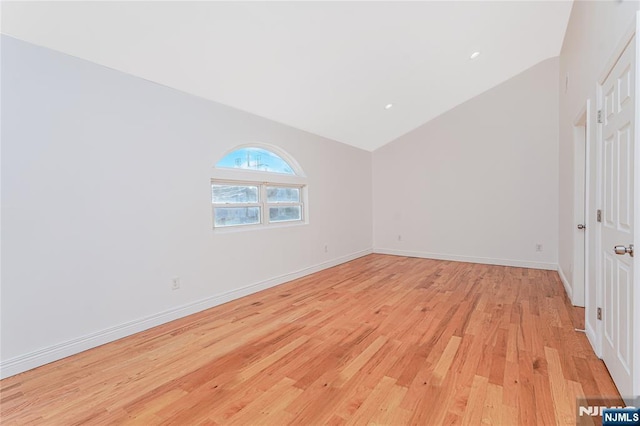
[261, 183, 268, 225]
[266, 202, 300, 207]
[213, 202, 261, 208]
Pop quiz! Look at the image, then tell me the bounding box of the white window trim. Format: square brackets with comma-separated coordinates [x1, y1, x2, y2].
[212, 168, 307, 186]
[211, 178, 308, 231]
[264, 183, 304, 224]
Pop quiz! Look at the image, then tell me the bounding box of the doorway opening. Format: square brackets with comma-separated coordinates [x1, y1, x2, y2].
[572, 107, 588, 308]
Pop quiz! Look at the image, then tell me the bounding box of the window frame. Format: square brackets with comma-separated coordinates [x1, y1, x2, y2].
[265, 184, 304, 224]
[212, 144, 308, 232]
[211, 181, 262, 228]
[211, 178, 307, 230]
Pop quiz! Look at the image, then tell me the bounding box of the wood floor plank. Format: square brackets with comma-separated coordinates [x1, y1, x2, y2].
[481, 382, 503, 425]
[366, 383, 408, 426]
[461, 375, 489, 426]
[546, 345, 577, 425]
[0, 254, 622, 425]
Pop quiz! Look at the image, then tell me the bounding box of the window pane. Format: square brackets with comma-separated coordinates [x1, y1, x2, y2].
[216, 147, 296, 175]
[212, 184, 258, 204]
[214, 207, 261, 227]
[269, 206, 301, 223]
[267, 186, 300, 203]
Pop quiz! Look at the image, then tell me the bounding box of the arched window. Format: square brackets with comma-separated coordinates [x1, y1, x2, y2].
[211, 145, 307, 229]
[216, 147, 296, 175]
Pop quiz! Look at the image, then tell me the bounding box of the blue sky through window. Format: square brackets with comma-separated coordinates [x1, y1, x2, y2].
[216, 147, 295, 175]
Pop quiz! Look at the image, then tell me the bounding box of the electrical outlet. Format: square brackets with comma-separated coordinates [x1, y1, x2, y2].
[172, 277, 180, 290]
[535, 244, 543, 252]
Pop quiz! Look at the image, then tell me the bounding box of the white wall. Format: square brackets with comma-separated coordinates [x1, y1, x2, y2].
[373, 58, 559, 270]
[558, 1, 640, 348]
[0, 36, 372, 377]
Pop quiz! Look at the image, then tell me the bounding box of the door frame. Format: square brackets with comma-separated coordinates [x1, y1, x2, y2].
[594, 12, 639, 401]
[572, 102, 590, 308]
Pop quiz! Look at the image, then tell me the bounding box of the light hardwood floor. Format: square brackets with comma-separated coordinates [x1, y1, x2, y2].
[0, 254, 622, 425]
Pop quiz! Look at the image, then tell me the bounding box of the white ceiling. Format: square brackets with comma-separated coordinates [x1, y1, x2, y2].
[1, 1, 573, 151]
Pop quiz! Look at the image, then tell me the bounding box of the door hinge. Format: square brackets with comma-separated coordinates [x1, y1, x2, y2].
[597, 109, 603, 123]
[597, 307, 602, 321]
[597, 209, 602, 223]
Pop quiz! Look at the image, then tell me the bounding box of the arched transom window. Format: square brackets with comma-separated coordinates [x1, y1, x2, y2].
[216, 147, 296, 175]
[212, 145, 307, 229]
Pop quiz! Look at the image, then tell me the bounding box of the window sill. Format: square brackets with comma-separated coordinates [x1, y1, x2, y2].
[212, 220, 308, 234]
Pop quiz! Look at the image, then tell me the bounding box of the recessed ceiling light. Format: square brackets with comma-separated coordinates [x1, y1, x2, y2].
[470, 51, 481, 59]
[385, 103, 393, 110]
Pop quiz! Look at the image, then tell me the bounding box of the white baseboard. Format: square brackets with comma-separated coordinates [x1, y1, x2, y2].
[557, 266, 573, 303]
[0, 249, 372, 379]
[373, 248, 558, 271]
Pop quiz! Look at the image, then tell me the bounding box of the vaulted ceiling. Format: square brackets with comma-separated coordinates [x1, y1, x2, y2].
[1, 1, 573, 151]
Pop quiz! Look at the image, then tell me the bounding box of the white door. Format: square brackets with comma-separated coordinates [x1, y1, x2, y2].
[600, 35, 635, 400]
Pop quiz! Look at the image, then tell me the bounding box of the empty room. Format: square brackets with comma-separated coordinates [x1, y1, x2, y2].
[1, 1, 639, 425]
